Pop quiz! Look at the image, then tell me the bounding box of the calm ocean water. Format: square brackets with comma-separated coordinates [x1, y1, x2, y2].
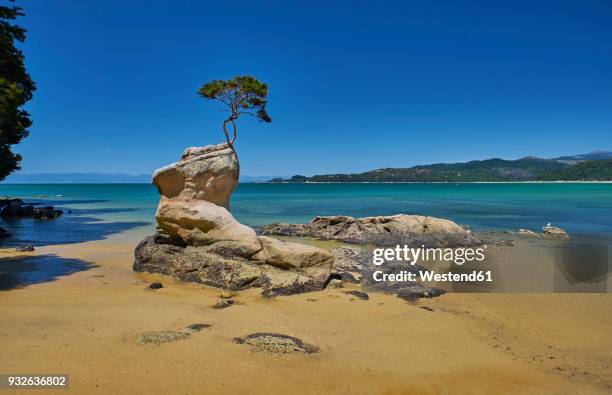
[1, 183, 611, 246]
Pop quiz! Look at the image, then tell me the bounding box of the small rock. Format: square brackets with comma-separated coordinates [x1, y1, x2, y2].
[185, 323, 210, 332]
[15, 245, 35, 252]
[220, 290, 234, 299]
[395, 285, 446, 302]
[149, 282, 163, 289]
[138, 330, 191, 344]
[420, 306, 435, 312]
[344, 290, 369, 300]
[494, 239, 516, 247]
[326, 278, 343, 289]
[211, 299, 234, 309]
[138, 323, 210, 345]
[542, 225, 569, 240]
[233, 333, 318, 354]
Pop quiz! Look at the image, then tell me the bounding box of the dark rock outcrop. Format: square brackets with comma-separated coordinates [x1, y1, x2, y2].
[0, 198, 63, 220]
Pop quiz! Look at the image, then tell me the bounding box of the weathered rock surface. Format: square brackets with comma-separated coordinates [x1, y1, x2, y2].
[153, 143, 238, 209]
[137, 323, 210, 345]
[330, 247, 369, 283]
[134, 142, 335, 296]
[260, 214, 481, 247]
[233, 333, 318, 354]
[134, 235, 333, 296]
[542, 225, 570, 239]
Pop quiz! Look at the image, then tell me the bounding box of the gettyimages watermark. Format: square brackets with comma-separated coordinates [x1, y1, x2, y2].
[366, 243, 611, 293]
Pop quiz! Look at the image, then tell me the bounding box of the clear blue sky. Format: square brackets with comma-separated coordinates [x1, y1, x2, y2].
[13, 0, 612, 176]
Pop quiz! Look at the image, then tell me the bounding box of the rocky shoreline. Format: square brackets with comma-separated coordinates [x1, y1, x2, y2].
[133, 142, 500, 299]
[133, 142, 336, 296]
[260, 214, 482, 246]
[0, 198, 63, 220]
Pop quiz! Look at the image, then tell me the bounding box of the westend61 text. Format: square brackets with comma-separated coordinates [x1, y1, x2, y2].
[372, 270, 493, 283]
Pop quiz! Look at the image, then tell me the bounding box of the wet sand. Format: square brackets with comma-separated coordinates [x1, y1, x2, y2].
[0, 231, 611, 394]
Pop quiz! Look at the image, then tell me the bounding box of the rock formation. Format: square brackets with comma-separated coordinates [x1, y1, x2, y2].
[0, 198, 63, 220]
[260, 214, 482, 246]
[542, 225, 570, 239]
[516, 225, 570, 240]
[133, 143, 334, 296]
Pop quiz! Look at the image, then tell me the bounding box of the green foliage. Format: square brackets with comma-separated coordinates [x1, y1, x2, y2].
[0, 2, 35, 181]
[198, 76, 271, 147]
[537, 160, 612, 181]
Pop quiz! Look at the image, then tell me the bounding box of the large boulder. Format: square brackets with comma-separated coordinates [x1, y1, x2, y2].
[156, 199, 262, 256]
[153, 142, 239, 209]
[134, 235, 334, 297]
[261, 214, 481, 247]
[134, 142, 335, 296]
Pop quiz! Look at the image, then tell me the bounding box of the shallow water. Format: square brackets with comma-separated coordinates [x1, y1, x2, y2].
[1, 183, 611, 245]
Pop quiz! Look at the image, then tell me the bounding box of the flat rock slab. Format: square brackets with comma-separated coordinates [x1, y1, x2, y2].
[137, 323, 210, 345]
[260, 214, 482, 247]
[211, 299, 234, 309]
[233, 333, 318, 354]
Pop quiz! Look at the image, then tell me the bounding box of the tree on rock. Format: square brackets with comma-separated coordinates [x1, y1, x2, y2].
[198, 76, 271, 149]
[0, 2, 36, 181]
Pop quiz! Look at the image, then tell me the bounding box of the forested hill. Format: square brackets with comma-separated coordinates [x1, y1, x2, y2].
[537, 160, 612, 181]
[269, 152, 612, 183]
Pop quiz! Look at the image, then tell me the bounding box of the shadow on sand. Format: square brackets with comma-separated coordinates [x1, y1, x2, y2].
[0, 254, 96, 291]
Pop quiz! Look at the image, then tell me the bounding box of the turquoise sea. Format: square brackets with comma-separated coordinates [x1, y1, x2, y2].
[1, 183, 612, 246]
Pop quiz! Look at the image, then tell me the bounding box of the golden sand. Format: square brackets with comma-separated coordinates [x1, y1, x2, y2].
[0, 231, 610, 394]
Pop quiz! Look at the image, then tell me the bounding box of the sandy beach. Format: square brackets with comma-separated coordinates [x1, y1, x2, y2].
[0, 230, 610, 394]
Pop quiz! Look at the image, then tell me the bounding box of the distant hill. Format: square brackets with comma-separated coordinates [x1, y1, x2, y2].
[239, 175, 280, 183]
[538, 159, 612, 181]
[269, 152, 612, 183]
